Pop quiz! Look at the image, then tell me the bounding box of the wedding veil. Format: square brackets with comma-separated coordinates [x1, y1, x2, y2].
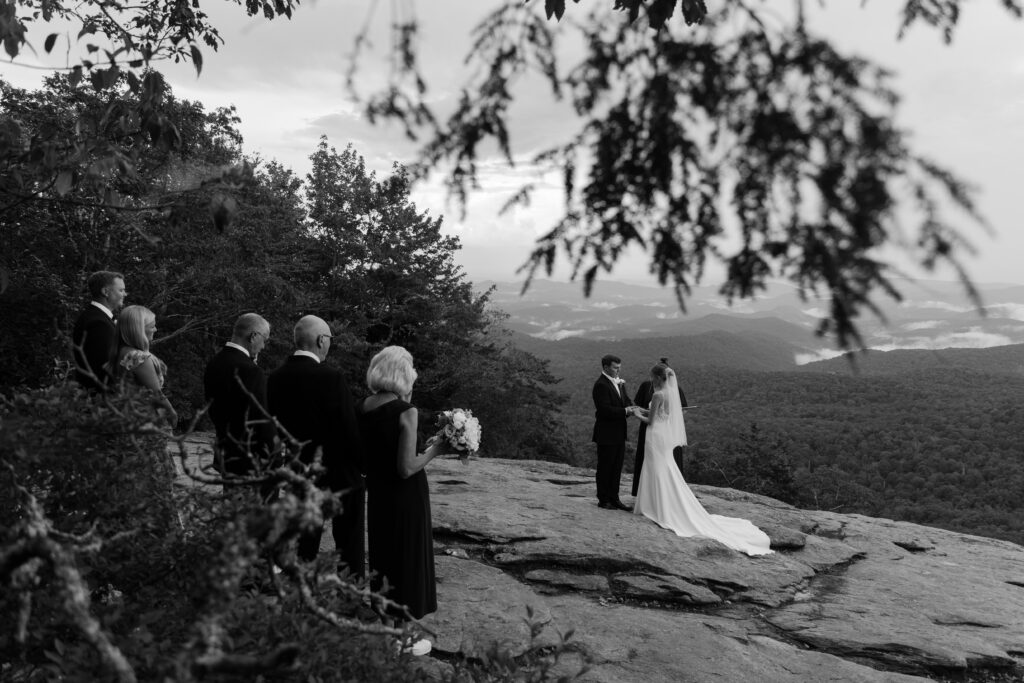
[663, 369, 688, 449]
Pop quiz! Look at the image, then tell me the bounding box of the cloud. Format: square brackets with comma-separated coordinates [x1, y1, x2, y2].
[794, 349, 847, 365]
[900, 300, 974, 313]
[706, 300, 755, 313]
[985, 303, 1024, 321]
[532, 329, 586, 341]
[872, 327, 1013, 351]
[795, 324, 1015, 364]
[902, 320, 943, 331]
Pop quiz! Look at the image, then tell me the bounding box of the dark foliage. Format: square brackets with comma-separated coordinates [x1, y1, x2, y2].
[346, 0, 1023, 349]
[0, 0, 300, 256]
[0, 385, 587, 681]
[0, 76, 572, 463]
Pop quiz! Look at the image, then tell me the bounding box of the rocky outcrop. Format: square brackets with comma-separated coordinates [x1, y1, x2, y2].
[421, 457, 1024, 682]
[172, 436, 1024, 681]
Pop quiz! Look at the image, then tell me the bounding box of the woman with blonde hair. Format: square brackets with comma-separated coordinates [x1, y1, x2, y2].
[356, 345, 447, 656]
[108, 305, 178, 427]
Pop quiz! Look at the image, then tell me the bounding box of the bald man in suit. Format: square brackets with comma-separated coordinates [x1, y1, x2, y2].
[204, 313, 275, 478]
[268, 315, 365, 574]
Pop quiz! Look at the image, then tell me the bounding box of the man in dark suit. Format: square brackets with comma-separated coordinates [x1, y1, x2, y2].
[71, 271, 125, 391]
[204, 313, 275, 479]
[267, 315, 364, 574]
[592, 354, 637, 511]
[631, 357, 688, 496]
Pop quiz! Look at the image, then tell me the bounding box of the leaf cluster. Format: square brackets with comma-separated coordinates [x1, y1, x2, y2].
[346, 0, 1021, 350]
[0, 0, 303, 289]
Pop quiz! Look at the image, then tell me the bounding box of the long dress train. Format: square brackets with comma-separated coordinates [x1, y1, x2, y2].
[633, 373, 772, 557]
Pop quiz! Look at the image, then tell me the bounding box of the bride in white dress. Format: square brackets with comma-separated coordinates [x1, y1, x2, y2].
[633, 363, 772, 557]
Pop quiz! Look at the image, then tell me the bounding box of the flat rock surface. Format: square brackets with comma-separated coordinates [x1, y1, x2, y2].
[424, 456, 1024, 681]
[174, 436, 1024, 681]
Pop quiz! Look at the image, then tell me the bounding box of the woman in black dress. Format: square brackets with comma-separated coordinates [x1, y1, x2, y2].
[357, 346, 445, 655]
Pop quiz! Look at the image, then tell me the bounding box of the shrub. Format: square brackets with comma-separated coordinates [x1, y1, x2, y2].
[0, 383, 587, 681]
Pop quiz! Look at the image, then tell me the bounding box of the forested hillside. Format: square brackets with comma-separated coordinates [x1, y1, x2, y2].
[520, 334, 1024, 545]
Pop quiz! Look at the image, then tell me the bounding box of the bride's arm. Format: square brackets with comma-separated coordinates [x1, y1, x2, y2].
[639, 394, 664, 424]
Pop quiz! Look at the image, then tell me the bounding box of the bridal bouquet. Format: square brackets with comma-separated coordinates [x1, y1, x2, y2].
[435, 408, 482, 461]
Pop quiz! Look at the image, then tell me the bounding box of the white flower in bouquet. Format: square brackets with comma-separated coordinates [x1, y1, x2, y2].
[435, 408, 482, 461]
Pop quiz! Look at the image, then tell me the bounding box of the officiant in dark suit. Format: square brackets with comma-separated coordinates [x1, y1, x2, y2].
[631, 357, 688, 496]
[203, 313, 275, 479]
[592, 354, 637, 511]
[267, 315, 365, 574]
[71, 271, 125, 392]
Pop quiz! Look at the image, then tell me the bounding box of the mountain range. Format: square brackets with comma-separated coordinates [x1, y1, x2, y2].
[481, 277, 1024, 364]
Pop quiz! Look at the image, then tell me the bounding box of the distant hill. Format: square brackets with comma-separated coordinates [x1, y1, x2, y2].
[512, 329, 801, 377]
[659, 313, 814, 348]
[801, 343, 1024, 377]
[483, 277, 1024, 353]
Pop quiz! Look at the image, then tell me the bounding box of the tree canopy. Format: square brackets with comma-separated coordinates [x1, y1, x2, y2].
[2, 0, 1022, 349]
[0, 74, 574, 462]
[345, 0, 1023, 348]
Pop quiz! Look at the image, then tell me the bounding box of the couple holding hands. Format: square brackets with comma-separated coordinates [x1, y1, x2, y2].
[591, 355, 772, 557]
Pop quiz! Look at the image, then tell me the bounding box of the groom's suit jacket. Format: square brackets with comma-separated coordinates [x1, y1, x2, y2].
[592, 375, 633, 445]
[267, 355, 364, 492]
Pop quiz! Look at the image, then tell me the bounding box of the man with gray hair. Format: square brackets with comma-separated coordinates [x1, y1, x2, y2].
[267, 315, 365, 573]
[204, 313, 275, 478]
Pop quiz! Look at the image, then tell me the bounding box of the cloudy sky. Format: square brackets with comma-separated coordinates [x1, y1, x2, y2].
[5, 1, 1024, 291]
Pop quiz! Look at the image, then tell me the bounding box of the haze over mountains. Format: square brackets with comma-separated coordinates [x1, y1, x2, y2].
[482, 278, 1024, 365]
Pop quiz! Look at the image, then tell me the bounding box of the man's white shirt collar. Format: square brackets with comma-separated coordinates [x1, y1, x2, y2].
[90, 301, 114, 319]
[293, 350, 321, 363]
[602, 372, 624, 386]
[225, 342, 250, 358]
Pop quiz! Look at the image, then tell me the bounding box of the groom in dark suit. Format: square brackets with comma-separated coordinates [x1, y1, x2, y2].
[71, 270, 125, 391]
[267, 315, 365, 574]
[592, 354, 637, 511]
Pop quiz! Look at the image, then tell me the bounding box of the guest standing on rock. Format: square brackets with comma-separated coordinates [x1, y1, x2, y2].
[204, 313, 275, 479]
[71, 270, 125, 392]
[592, 354, 639, 511]
[267, 315, 365, 571]
[356, 345, 448, 657]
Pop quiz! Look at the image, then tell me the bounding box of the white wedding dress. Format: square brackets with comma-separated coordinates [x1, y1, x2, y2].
[633, 371, 773, 557]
